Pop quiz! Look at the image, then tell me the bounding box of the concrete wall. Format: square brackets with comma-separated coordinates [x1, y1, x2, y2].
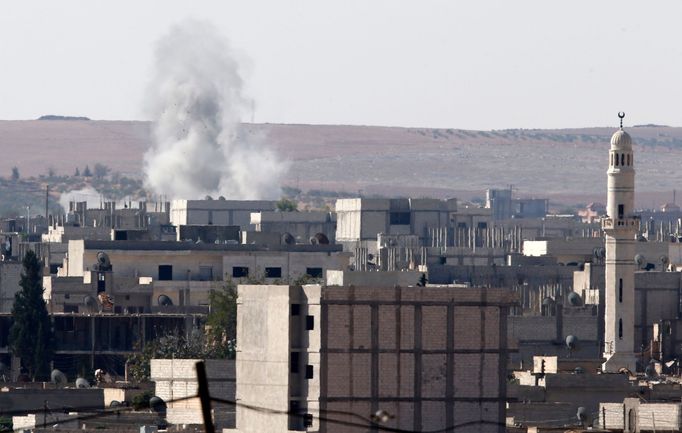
[0, 262, 21, 313]
[0, 388, 104, 413]
[326, 270, 422, 287]
[235, 285, 292, 433]
[320, 285, 514, 433]
[170, 200, 276, 228]
[150, 359, 235, 429]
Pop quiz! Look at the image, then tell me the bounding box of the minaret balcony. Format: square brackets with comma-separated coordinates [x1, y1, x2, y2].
[601, 216, 640, 231]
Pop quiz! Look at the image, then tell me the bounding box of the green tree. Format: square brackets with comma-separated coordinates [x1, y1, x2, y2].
[276, 197, 298, 212]
[10, 167, 19, 181]
[206, 283, 237, 357]
[82, 165, 92, 177]
[73, 167, 80, 177]
[9, 251, 54, 380]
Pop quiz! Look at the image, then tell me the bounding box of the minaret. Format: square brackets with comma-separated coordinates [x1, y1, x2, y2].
[602, 112, 639, 373]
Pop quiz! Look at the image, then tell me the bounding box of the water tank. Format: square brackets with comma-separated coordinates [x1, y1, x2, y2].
[565, 335, 578, 350]
[157, 295, 173, 307]
[75, 378, 89, 389]
[51, 369, 67, 385]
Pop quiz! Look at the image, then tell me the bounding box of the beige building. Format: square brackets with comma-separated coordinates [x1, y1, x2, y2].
[170, 199, 275, 229]
[232, 284, 516, 433]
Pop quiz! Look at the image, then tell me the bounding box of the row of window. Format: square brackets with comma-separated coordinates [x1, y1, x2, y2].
[156, 265, 324, 280]
[611, 152, 633, 167]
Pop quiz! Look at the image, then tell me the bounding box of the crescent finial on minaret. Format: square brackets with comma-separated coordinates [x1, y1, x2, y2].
[618, 112, 625, 129]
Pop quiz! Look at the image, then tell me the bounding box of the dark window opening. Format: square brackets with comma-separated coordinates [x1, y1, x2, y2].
[621, 153, 625, 166]
[158, 265, 173, 281]
[49, 264, 59, 274]
[265, 267, 282, 278]
[389, 212, 411, 225]
[306, 267, 323, 278]
[305, 315, 315, 330]
[290, 352, 299, 373]
[232, 266, 249, 278]
[618, 204, 624, 219]
[208, 210, 213, 225]
[199, 266, 213, 281]
[288, 401, 304, 431]
[457, 222, 467, 229]
[619, 279, 623, 303]
[477, 222, 488, 229]
[114, 231, 127, 240]
[97, 272, 106, 292]
[291, 304, 301, 316]
[305, 364, 314, 379]
[627, 154, 630, 166]
[615, 153, 619, 166]
[619, 318, 623, 339]
[304, 414, 313, 428]
[63, 304, 79, 313]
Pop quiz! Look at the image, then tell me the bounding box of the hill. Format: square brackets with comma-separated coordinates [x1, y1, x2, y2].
[1, 120, 681, 207]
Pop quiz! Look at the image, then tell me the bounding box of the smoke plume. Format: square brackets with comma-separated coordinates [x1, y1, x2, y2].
[143, 20, 287, 200]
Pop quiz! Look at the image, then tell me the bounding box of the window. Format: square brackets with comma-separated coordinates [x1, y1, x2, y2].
[305, 365, 314, 379]
[306, 267, 323, 278]
[199, 266, 213, 281]
[619, 318, 623, 339]
[619, 279, 623, 303]
[291, 304, 301, 316]
[158, 265, 173, 281]
[389, 211, 410, 225]
[627, 154, 630, 166]
[265, 267, 282, 278]
[618, 204, 624, 219]
[208, 210, 213, 225]
[290, 352, 300, 373]
[621, 153, 625, 166]
[306, 315, 315, 330]
[97, 272, 106, 292]
[615, 153, 619, 166]
[232, 266, 249, 278]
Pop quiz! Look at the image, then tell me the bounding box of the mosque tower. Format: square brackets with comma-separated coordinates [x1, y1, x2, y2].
[602, 112, 639, 373]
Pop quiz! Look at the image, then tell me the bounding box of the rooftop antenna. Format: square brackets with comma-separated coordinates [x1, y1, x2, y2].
[618, 112, 625, 129]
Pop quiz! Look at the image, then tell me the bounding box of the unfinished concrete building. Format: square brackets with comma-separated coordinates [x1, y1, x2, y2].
[232, 284, 516, 433]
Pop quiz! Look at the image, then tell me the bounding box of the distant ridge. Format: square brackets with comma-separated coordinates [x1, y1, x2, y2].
[38, 115, 90, 121]
[1, 119, 681, 204]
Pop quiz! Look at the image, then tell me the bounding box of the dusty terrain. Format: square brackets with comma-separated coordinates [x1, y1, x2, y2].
[1, 119, 681, 207]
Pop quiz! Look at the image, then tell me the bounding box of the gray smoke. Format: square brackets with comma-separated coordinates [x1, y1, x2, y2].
[143, 20, 287, 200]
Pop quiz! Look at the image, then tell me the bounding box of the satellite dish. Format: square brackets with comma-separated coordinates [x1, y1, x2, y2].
[75, 378, 90, 389]
[574, 366, 585, 374]
[149, 396, 167, 414]
[313, 233, 330, 245]
[51, 369, 67, 386]
[576, 406, 591, 426]
[97, 251, 111, 267]
[593, 247, 605, 259]
[83, 295, 97, 312]
[565, 335, 578, 350]
[157, 295, 173, 307]
[281, 232, 295, 245]
[309, 236, 319, 245]
[110, 400, 122, 408]
[645, 363, 657, 379]
[660, 255, 670, 266]
[635, 254, 646, 268]
[567, 292, 582, 307]
[542, 297, 555, 306]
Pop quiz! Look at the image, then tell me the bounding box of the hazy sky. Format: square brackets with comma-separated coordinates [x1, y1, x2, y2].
[1, 1, 680, 129]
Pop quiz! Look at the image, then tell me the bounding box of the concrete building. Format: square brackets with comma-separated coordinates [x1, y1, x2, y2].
[602, 118, 638, 372]
[170, 199, 276, 229]
[335, 198, 457, 253]
[251, 211, 336, 245]
[232, 284, 516, 433]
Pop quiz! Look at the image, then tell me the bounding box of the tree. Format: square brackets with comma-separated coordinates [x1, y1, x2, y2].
[9, 251, 54, 380]
[82, 165, 92, 177]
[73, 167, 80, 177]
[276, 197, 298, 212]
[93, 163, 110, 179]
[206, 283, 237, 356]
[10, 167, 19, 181]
